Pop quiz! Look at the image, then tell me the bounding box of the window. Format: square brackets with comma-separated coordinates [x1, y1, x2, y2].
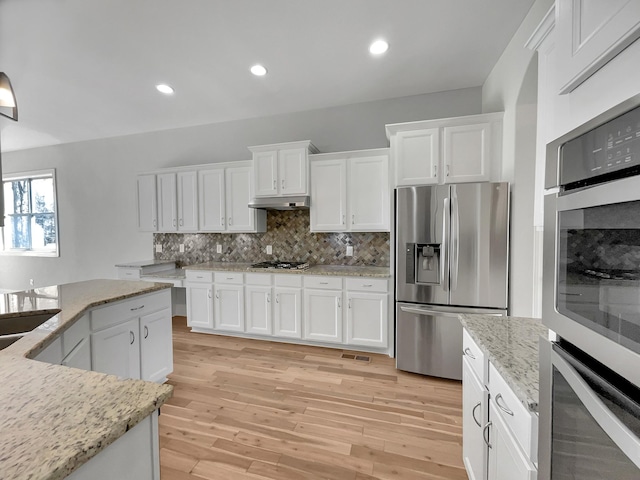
[1, 169, 59, 256]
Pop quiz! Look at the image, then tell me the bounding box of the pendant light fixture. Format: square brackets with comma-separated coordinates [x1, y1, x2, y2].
[0, 72, 19, 228]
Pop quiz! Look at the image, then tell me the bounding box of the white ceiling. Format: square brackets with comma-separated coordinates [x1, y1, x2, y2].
[0, 0, 535, 152]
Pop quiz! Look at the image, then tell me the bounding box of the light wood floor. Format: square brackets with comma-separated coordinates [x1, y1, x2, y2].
[159, 317, 467, 480]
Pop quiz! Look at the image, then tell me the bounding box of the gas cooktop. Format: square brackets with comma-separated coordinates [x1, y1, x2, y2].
[251, 261, 310, 270]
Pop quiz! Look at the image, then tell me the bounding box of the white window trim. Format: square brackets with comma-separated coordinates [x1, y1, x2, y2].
[1, 168, 60, 257]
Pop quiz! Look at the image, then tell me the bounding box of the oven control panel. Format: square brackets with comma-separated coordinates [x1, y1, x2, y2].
[561, 103, 640, 187]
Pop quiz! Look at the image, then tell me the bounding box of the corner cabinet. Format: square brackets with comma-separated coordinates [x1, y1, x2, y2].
[310, 149, 390, 232]
[386, 113, 503, 187]
[249, 140, 319, 197]
[556, 0, 640, 94]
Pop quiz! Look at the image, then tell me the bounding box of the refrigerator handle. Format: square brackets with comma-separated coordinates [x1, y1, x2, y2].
[451, 188, 460, 291]
[399, 305, 506, 317]
[442, 197, 450, 292]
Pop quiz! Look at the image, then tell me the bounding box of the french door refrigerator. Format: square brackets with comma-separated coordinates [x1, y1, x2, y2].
[395, 183, 509, 380]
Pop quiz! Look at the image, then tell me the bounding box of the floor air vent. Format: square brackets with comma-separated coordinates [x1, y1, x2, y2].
[341, 353, 370, 362]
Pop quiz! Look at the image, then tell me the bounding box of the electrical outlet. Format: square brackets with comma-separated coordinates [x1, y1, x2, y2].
[216, 244, 222, 254]
[179, 244, 185, 253]
[155, 244, 162, 253]
[346, 245, 354, 257]
[266, 245, 273, 255]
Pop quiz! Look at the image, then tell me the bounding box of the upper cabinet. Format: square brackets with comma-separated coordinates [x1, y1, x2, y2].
[136, 174, 158, 232]
[556, 0, 640, 94]
[386, 113, 503, 187]
[249, 140, 319, 197]
[310, 149, 390, 232]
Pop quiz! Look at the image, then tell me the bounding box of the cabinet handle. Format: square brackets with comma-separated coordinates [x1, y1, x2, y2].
[130, 305, 145, 312]
[130, 331, 135, 345]
[495, 394, 514, 416]
[348, 298, 351, 309]
[482, 422, 492, 449]
[153, 219, 157, 228]
[282, 179, 285, 190]
[352, 214, 355, 225]
[179, 219, 183, 226]
[433, 165, 437, 177]
[463, 347, 476, 360]
[338, 298, 341, 308]
[267, 293, 271, 303]
[276, 294, 279, 303]
[228, 217, 232, 226]
[221, 216, 225, 226]
[144, 325, 149, 339]
[226, 277, 234, 280]
[320, 282, 329, 285]
[446, 164, 450, 177]
[362, 284, 373, 287]
[273, 180, 276, 190]
[208, 289, 212, 298]
[216, 291, 220, 299]
[342, 214, 345, 225]
[472, 402, 482, 428]
[173, 218, 177, 227]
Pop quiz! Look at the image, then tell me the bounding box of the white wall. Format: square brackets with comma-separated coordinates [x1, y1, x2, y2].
[481, 0, 553, 317]
[0, 87, 482, 290]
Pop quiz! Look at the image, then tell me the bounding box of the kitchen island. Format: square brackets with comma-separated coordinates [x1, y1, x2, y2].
[0, 279, 173, 480]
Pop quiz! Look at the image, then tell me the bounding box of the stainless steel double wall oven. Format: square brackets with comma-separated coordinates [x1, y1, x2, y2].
[540, 95, 640, 478]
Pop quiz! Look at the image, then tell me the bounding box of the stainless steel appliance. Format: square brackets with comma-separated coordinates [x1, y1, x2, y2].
[250, 261, 310, 270]
[540, 94, 640, 478]
[395, 183, 509, 380]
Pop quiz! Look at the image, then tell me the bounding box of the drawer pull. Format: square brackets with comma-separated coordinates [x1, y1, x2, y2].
[362, 284, 373, 287]
[276, 294, 279, 304]
[130, 331, 135, 345]
[320, 282, 329, 285]
[130, 305, 145, 312]
[267, 293, 271, 303]
[495, 394, 514, 416]
[472, 402, 482, 427]
[226, 277, 234, 280]
[144, 326, 149, 339]
[482, 421, 492, 449]
[463, 347, 476, 360]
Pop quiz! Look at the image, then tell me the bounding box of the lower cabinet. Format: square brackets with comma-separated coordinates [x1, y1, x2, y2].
[303, 289, 343, 343]
[61, 338, 91, 370]
[140, 308, 174, 383]
[463, 357, 489, 480]
[245, 285, 272, 335]
[186, 282, 213, 329]
[92, 317, 142, 379]
[345, 292, 388, 348]
[273, 287, 302, 338]
[214, 284, 244, 332]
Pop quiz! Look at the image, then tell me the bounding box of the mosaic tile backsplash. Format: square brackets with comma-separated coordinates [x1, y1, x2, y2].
[153, 210, 390, 267]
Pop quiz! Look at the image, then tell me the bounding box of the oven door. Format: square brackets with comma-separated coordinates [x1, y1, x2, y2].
[539, 339, 640, 479]
[543, 174, 640, 387]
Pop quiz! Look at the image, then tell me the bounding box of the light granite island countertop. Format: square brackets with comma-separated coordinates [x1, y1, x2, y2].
[184, 261, 391, 277]
[459, 314, 548, 412]
[0, 279, 174, 480]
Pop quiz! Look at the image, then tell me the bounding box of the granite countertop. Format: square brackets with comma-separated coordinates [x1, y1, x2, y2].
[459, 314, 548, 413]
[184, 261, 391, 277]
[115, 259, 176, 268]
[0, 279, 174, 480]
[141, 268, 186, 280]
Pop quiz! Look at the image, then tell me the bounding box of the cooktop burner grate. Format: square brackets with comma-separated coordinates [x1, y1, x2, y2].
[251, 261, 310, 270]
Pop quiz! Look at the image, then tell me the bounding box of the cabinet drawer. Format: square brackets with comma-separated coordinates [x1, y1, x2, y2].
[274, 274, 303, 287]
[463, 328, 487, 386]
[91, 290, 170, 331]
[118, 268, 141, 280]
[489, 362, 536, 460]
[214, 272, 244, 284]
[345, 277, 388, 293]
[245, 273, 272, 286]
[63, 313, 90, 357]
[304, 276, 343, 290]
[185, 270, 214, 283]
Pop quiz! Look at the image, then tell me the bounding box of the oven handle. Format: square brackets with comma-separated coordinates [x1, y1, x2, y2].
[556, 173, 640, 212]
[552, 349, 640, 469]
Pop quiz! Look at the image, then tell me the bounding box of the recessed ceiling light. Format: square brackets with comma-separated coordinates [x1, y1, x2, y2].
[250, 64, 267, 76]
[156, 84, 174, 94]
[369, 39, 389, 55]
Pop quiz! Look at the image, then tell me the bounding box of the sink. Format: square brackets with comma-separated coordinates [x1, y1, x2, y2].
[0, 312, 58, 350]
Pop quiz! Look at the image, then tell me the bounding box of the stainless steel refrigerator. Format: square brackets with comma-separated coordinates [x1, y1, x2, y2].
[395, 183, 509, 380]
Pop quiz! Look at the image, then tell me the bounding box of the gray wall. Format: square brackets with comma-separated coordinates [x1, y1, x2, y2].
[0, 87, 482, 290]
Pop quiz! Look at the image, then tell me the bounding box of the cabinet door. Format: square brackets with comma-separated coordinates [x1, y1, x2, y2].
[226, 166, 254, 232]
[137, 174, 157, 232]
[279, 147, 307, 195]
[177, 171, 198, 232]
[186, 283, 214, 329]
[463, 358, 489, 480]
[487, 402, 537, 480]
[274, 287, 302, 338]
[443, 123, 490, 183]
[349, 155, 390, 231]
[61, 338, 91, 371]
[346, 292, 388, 348]
[303, 289, 343, 343]
[214, 285, 245, 332]
[556, 0, 640, 94]
[310, 159, 347, 232]
[156, 173, 177, 231]
[245, 286, 272, 335]
[254, 150, 278, 197]
[91, 318, 141, 380]
[199, 168, 226, 232]
[393, 128, 440, 186]
[140, 307, 173, 383]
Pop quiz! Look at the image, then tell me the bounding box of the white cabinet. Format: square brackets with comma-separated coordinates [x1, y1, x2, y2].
[245, 286, 272, 335]
[386, 113, 502, 187]
[463, 357, 489, 480]
[156, 171, 198, 232]
[304, 289, 343, 344]
[61, 339, 91, 370]
[214, 284, 244, 332]
[556, 0, 640, 94]
[487, 401, 537, 480]
[249, 141, 318, 197]
[137, 174, 158, 232]
[156, 173, 177, 232]
[345, 292, 388, 348]
[310, 149, 390, 232]
[185, 271, 214, 329]
[273, 287, 302, 338]
[140, 308, 173, 383]
[198, 168, 226, 231]
[91, 317, 141, 380]
[34, 336, 63, 365]
[177, 171, 198, 232]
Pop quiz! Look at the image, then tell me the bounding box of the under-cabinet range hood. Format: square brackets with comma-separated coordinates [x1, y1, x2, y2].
[248, 196, 310, 210]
